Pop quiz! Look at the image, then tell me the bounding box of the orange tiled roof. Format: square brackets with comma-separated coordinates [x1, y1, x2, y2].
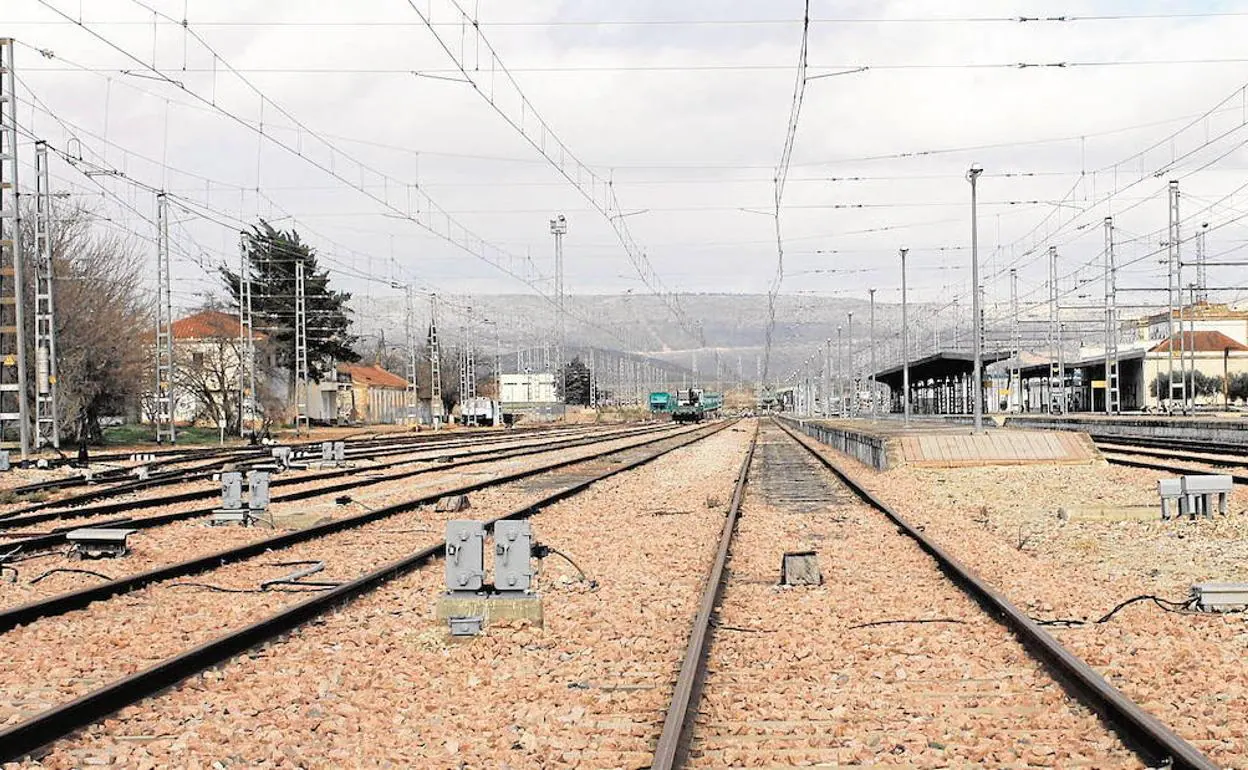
[172, 310, 267, 341]
[337, 363, 408, 389]
[1149, 330, 1248, 353]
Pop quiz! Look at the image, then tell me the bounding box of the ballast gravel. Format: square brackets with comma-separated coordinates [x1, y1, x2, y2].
[9, 424, 750, 769]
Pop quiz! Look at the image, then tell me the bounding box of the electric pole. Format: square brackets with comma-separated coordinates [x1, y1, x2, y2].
[33, 140, 59, 450]
[968, 165, 984, 431]
[901, 248, 910, 424]
[1010, 268, 1020, 412]
[549, 214, 567, 410]
[429, 294, 443, 427]
[847, 311, 855, 417]
[403, 285, 418, 426]
[1104, 218, 1120, 415]
[868, 288, 876, 417]
[294, 260, 309, 434]
[1167, 179, 1185, 411]
[154, 192, 175, 444]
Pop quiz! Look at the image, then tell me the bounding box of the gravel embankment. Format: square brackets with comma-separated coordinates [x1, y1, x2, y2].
[10, 423, 751, 769]
[803, 435, 1248, 767]
[685, 423, 1138, 767]
[0, 428, 675, 610]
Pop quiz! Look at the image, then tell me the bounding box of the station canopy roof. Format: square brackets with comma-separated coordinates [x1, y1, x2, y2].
[873, 350, 1011, 390]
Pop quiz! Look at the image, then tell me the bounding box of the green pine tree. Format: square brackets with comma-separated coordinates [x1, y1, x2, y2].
[218, 220, 360, 395]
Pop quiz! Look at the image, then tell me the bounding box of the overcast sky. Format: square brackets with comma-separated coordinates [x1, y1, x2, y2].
[9, 0, 1248, 338]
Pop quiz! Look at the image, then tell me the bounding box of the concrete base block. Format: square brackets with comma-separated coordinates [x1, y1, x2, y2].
[435, 592, 543, 628]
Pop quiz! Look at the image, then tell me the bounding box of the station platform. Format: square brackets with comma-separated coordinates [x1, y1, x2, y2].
[1003, 413, 1248, 447]
[779, 416, 1101, 470]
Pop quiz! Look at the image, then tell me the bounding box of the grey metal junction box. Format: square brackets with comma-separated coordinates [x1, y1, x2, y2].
[493, 520, 533, 592]
[445, 520, 485, 592]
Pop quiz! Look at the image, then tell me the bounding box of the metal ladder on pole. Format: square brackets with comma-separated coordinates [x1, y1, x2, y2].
[403, 286, 418, 426]
[1104, 217, 1120, 414]
[294, 261, 309, 434]
[0, 40, 31, 458]
[1009, 269, 1021, 411]
[1047, 247, 1064, 414]
[429, 295, 442, 427]
[464, 308, 476, 426]
[33, 141, 59, 449]
[154, 192, 175, 444]
[1167, 180, 1186, 411]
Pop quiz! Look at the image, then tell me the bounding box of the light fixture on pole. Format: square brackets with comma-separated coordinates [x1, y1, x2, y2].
[967, 165, 984, 432]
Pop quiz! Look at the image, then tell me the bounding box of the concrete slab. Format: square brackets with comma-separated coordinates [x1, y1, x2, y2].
[795, 417, 1102, 468]
[435, 593, 544, 628]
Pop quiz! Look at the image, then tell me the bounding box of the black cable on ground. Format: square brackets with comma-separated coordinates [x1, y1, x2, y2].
[533, 543, 598, 590]
[847, 618, 967, 630]
[28, 567, 114, 585]
[1032, 594, 1200, 627]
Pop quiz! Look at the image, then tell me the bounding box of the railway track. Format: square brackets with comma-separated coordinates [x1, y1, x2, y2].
[653, 418, 1217, 769]
[0, 423, 682, 614]
[0, 423, 666, 540]
[0, 423, 613, 513]
[0, 420, 732, 763]
[1092, 434, 1248, 481]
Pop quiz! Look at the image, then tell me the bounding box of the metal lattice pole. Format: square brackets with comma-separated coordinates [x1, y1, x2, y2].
[868, 288, 877, 416]
[1196, 223, 1209, 303]
[294, 260, 309, 434]
[0, 40, 31, 458]
[154, 192, 175, 444]
[238, 233, 257, 437]
[836, 325, 844, 417]
[900, 248, 910, 424]
[968, 166, 984, 431]
[1010, 269, 1021, 412]
[1167, 179, 1185, 410]
[429, 294, 443, 427]
[1047, 246, 1062, 414]
[466, 309, 477, 424]
[33, 140, 59, 449]
[847, 311, 855, 417]
[1104, 217, 1120, 414]
[549, 215, 567, 406]
[404, 286, 418, 426]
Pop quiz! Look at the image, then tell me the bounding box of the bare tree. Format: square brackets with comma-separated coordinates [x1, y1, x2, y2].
[24, 204, 151, 444]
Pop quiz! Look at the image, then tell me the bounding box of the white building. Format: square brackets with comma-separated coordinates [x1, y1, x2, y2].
[500, 373, 557, 404]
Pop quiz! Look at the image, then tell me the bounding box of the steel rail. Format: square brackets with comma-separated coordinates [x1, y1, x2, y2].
[0, 422, 691, 632]
[1, 424, 612, 515]
[774, 417, 1218, 770]
[1100, 452, 1248, 482]
[652, 422, 757, 769]
[0, 423, 669, 532]
[0, 420, 733, 763]
[1097, 443, 1248, 470]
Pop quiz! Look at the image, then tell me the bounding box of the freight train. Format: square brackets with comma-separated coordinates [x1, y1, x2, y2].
[648, 388, 723, 423]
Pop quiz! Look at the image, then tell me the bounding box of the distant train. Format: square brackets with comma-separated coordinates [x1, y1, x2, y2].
[649, 388, 723, 423]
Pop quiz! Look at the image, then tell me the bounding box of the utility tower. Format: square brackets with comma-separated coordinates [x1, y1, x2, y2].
[868, 289, 877, 416]
[549, 214, 567, 404]
[463, 307, 477, 426]
[1047, 246, 1063, 414]
[0, 40, 31, 458]
[154, 192, 176, 443]
[1009, 269, 1020, 412]
[33, 141, 59, 449]
[1166, 180, 1186, 410]
[403, 285, 418, 426]
[1195, 223, 1210, 303]
[238, 234, 257, 437]
[429, 295, 443, 427]
[1104, 217, 1120, 415]
[294, 260, 309, 434]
